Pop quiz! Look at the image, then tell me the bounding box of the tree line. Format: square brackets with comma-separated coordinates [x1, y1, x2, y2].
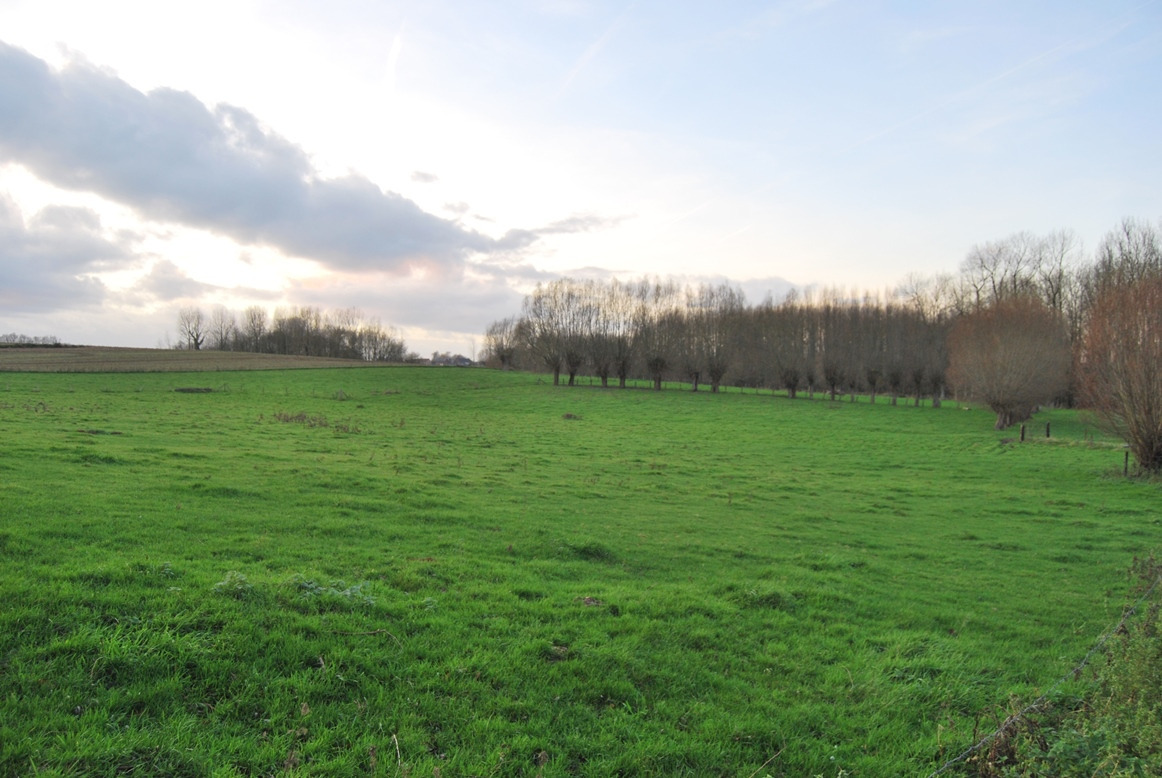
[486, 278, 949, 405]
[1, 333, 61, 346]
[175, 305, 414, 362]
[484, 217, 1162, 471]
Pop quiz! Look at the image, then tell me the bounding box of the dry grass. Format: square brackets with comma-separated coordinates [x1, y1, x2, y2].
[0, 346, 382, 373]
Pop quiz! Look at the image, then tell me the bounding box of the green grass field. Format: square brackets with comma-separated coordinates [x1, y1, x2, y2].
[0, 365, 1157, 776]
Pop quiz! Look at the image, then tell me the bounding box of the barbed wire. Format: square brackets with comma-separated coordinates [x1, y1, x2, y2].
[923, 572, 1162, 778]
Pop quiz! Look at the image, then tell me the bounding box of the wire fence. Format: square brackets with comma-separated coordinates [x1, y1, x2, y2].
[923, 571, 1162, 778]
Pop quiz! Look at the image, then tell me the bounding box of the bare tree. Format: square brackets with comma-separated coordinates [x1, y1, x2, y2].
[357, 319, 408, 362]
[947, 296, 1070, 429]
[484, 316, 519, 370]
[606, 279, 637, 388]
[1079, 275, 1162, 472]
[176, 306, 206, 350]
[633, 279, 682, 390]
[691, 283, 745, 392]
[521, 281, 567, 384]
[560, 280, 588, 386]
[1080, 218, 1162, 315]
[769, 296, 811, 399]
[1033, 229, 1083, 315]
[242, 306, 268, 352]
[960, 232, 1039, 308]
[207, 305, 238, 351]
[818, 293, 858, 401]
[859, 300, 886, 403]
[897, 272, 961, 320]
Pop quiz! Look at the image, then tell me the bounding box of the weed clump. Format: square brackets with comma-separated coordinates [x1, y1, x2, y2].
[273, 411, 329, 427]
[213, 571, 254, 600]
[272, 411, 362, 433]
[288, 575, 374, 611]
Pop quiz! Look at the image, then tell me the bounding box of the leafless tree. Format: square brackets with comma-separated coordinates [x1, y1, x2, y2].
[1080, 218, 1162, 314]
[947, 296, 1071, 429]
[859, 300, 886, 403]
[769, 296, 812, 399]
[356, 319, 408, 362]
[897, 272, 961, 319]
[679, 283, 745, 392]
[818, 292, 859, 401]
[484, 316, 519, 370]
[633, 279, 682, 390]
[520, 281, 567, 384]
[207, 305, 238, 350]
[606, 279, 637, 388]
[560, 281, 589, 386]
[176, 306, 206, 351]
[1078, 274, 1162, 472]
[960, 232, 1039, 308]
[242, 305, 268, 352]
[702, 283, 746, 393]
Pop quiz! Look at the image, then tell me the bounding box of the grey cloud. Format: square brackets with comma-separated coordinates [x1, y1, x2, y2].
[494, 212, 626, 251]
[0, 194, 129, 313]
[411, 171, 439, 183]
[135, 260, 215, 302]
[0, 41, 500, 273]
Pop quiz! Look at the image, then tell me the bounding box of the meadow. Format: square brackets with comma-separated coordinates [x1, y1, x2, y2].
[0, 362, 1158, 776]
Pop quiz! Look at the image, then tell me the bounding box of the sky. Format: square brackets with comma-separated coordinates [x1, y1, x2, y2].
[1, 0, 1160, 356]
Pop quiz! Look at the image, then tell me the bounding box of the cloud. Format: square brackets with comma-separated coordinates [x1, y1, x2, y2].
[494, 212, 627, 251]
[411, 170, 439, 183]
[0, 41, 502, 275]
[134, 260, 215, 302]
[0, 193, 131, 313]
